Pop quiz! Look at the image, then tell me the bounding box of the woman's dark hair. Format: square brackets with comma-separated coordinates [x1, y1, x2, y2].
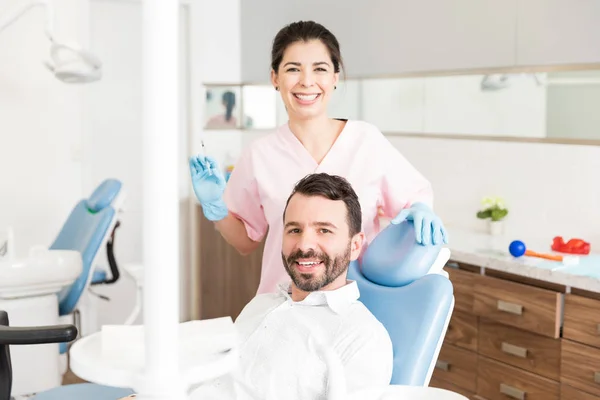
[283, 173, 361, 236]
[222, 91, 236, 122]
[271, 21, 344, 76]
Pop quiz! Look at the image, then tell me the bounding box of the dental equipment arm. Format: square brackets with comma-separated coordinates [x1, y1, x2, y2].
[0, 0, 53, 38]
[0, 0, 102, 83]
[0, 310, 77, 400]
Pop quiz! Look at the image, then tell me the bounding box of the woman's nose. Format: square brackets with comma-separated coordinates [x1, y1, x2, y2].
[299, 70, 315, 87]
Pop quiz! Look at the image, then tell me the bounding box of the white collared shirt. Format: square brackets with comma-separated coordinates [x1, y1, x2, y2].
[192, 280, 393, 400]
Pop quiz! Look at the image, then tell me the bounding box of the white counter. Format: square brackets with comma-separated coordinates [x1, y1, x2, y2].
[447, 228, 600, 293]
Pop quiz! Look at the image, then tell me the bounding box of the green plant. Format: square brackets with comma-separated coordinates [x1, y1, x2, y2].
[476, 196, 508, 222]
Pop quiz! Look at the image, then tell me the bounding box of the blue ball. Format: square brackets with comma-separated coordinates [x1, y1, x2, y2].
[509, 240, 526, 257]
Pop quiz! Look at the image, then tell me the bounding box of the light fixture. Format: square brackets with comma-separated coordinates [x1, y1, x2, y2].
[0, 0, 102, 83]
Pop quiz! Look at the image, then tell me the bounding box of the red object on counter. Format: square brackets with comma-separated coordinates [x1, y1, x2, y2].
[551, 236, 591, 255]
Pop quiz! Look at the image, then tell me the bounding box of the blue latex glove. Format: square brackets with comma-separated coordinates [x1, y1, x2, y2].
[189, 155, 228, 221]
[390, 202, 448, 245]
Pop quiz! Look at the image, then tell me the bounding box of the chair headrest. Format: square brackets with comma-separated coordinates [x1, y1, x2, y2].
[85, 179, 122, 212]
[361, 220, 444, 287]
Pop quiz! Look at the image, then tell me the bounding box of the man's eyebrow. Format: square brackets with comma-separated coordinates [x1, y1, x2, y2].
[313, 222, 337, 229]
[283, 221, 338, 229]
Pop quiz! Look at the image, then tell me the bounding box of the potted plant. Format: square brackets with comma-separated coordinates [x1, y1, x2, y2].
[476, 196, 508, 235]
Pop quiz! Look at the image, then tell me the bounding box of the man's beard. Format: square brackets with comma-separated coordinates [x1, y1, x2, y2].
[281, 244, 351, 292]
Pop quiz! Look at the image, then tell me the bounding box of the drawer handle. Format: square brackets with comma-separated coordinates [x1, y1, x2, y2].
[435, 360, 450, 371]
[501, 342, 528, 358]
[500, 383, 525, 400]
[497, 300, 523, 315]
[594, 371, 600, 383]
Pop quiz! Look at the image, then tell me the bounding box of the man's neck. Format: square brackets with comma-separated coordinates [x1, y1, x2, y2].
[290, 274, 348, 302]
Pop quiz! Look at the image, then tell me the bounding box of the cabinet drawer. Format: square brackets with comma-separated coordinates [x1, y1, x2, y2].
[446, 310, 478, 352]
[473, 275, 562, 338]
[561, 384, 600, 400]
[429, 376, 475, 399]
[433, 343, 478, 392]
[477, 356, 560, 400]
[447, 267, 476, 312]
[478, 319, 561, 380]
[561, 339, 600, 396]
[564, 294, 600, 348]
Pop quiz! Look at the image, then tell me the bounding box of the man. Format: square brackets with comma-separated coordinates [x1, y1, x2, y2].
[207, 173, 393, 399]
[125, 173, 393, 400]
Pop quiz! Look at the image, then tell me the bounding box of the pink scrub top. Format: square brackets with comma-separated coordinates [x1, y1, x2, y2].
[223, 120, 433, 294]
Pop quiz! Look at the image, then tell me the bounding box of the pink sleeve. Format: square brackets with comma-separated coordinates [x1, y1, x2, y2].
[378, 137, 434, 218]
[223, 149, 268, 242]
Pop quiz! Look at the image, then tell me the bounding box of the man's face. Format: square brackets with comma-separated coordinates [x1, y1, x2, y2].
[281, 193, 363, 292]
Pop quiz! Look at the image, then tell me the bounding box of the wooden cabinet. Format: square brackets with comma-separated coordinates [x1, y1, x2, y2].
[473, 274, 562, 338]
[196, 207, 263, 320]
[564, 294, 600, 348]
[478, 319, 561, 381]
[432, 265, 600, 399]
[477, 356, 560, 400]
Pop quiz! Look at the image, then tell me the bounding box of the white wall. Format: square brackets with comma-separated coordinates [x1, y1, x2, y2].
[0, 0, 88, 257]
[389, 138, 600, 247]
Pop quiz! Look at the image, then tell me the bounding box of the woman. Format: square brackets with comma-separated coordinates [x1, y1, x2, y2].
[190, 21, 448, 295]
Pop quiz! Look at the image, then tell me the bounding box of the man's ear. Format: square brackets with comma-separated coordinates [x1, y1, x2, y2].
[349, 232, 365, 261]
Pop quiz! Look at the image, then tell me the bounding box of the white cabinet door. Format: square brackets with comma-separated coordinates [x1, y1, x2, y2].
[355, 0, 518, 75]
[240, 0, 518, 82]
[517, 0, 600, 66]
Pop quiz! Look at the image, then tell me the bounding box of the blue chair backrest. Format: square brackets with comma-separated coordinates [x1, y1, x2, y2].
[50, 179, 122, 316]
[347, 220, 454, 386]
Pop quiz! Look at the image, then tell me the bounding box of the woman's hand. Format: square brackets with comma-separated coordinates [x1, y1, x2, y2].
[189, 155, 228, 221]
[391, 202, 448, 245]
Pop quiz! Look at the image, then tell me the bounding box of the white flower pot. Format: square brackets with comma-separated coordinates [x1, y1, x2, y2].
[488, 220, 504, 236]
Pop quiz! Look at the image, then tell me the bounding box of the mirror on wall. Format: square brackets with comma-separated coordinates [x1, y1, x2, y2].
[204, 86, 242, 129]
[204, 67, 600, 143]
[360, 69, 600, 141]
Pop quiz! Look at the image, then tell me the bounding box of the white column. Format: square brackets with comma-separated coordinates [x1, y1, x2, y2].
[138, 0, 183, 398]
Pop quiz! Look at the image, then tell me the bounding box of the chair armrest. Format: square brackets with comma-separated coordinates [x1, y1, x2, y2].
[0, 310, 77, 345]
[0, 324, 77, 345]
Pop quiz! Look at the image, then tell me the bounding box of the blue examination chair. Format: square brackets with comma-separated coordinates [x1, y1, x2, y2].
[348, 219, 454, 386]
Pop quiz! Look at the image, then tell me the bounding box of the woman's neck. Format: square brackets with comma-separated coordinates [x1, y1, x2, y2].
[288, 115, 336, 148]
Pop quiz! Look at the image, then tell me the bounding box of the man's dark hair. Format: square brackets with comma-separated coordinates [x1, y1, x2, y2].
[283, 173, 361, 236]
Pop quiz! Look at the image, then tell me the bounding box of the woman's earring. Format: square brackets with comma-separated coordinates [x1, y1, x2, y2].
[275, 87, 279, 91]
[334, 86, 337, 90]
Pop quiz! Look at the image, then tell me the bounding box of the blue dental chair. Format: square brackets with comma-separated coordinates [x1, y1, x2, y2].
[348, 219, 454, 386]
[2, 179, 130, 400]
[52, 178, 126, 352]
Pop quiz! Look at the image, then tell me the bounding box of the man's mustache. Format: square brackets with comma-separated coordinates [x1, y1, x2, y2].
[286, 249, 330, 265]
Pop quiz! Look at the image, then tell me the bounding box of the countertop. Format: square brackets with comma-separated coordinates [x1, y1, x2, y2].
[447, 227, 600, 293]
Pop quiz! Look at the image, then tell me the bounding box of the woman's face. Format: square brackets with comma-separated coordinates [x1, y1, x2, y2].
[271, 39, 339, 121]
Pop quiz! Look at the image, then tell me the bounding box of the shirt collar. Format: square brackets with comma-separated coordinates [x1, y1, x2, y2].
[276, 280, 360, 315]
